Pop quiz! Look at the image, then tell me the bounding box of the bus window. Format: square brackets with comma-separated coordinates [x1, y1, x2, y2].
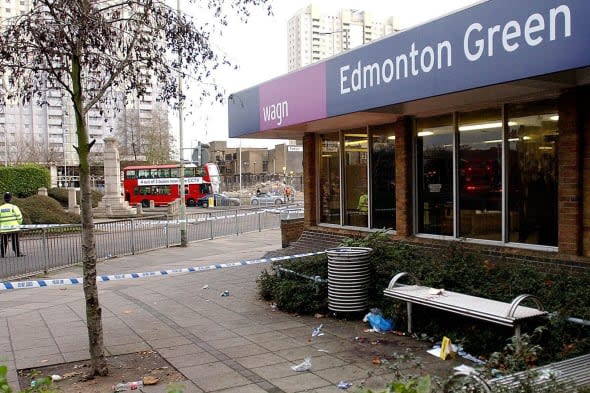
[125, 170, 137, 179]
[157, 168, 170, 178]
[185, 167, 196, 177]
[200, 183, 212, 194]
[138, 169, 150, 179]
[171, 168, 179, 177]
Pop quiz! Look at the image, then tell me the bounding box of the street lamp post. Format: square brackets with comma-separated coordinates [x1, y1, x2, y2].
[177, 0, 187, 247]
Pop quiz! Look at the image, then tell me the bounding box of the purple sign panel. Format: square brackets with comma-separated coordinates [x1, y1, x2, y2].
[258, 63, 326, 131]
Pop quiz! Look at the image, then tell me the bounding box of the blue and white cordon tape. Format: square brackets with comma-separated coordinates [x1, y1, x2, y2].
[0, 251, 326, 291]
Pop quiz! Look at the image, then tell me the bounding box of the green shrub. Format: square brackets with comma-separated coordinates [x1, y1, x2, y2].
[0, 165, 50, 198]
[256, 255, 328, 314]
[47, 187, 104, 208]
[13, 195, 80, 225]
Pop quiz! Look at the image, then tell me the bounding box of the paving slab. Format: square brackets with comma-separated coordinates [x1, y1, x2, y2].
[1, 229, 469, 392]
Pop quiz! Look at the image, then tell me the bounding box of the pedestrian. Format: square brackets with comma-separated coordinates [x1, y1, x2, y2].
[0, 192, 24, 257]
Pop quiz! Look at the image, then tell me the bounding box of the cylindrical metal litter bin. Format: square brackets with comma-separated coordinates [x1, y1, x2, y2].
[327, 247, 373, 312]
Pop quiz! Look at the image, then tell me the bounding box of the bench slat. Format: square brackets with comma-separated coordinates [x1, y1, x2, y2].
[384, 285, 547, 327]
[489, 353, 590, 390]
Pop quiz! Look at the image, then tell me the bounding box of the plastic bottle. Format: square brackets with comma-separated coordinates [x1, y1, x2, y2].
[112, 380, 144, 391]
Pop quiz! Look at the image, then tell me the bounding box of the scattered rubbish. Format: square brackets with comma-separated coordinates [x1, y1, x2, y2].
[317, 349, 329, 353]
[311, 324, 324, 337]
[363, 308, 394, 333]
[355, 336, 368, 343]
[314, 313, 326, 319]
[220, 290, 230, 297]
[290, 356, 312, 372]
[50, 375, 63, 381]
[457, 348, 486, 365]
[112, 380, 144, 391]
[454, 364, 476, 374]
[428, 288, 445, 295]
[62, 371, 82, 379]
[142, 375, 159, 385]
[372, 356, 382, 365]
[202, 284, 209, 289]
[337, 380, 353, 389]
[270, 303, 277, 311]
[30, 377, 37, 388]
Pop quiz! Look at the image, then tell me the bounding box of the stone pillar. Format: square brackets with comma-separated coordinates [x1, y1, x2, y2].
[68, 187, 77, 211]
[103, 137, 122, 199]
[94, 137, 136, 217]
[37, 187, 48, 197]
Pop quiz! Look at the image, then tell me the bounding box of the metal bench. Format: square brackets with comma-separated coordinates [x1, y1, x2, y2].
[383, 272, 548, 342]
[445, 353, 590, 392]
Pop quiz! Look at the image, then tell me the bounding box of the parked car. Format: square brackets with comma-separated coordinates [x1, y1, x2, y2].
[250, 192, 284, 206]
[197, 193, 240, 208]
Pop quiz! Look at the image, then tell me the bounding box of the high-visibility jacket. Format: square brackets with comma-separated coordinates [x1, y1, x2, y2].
[0, 203, 23, 232]
[358, 194, 368, 213]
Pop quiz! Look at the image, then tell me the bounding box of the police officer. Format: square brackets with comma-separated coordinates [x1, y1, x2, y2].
[0, 192, 24, 257]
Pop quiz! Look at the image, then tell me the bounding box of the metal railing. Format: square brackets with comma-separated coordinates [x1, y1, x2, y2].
[0, 206, 303, 280]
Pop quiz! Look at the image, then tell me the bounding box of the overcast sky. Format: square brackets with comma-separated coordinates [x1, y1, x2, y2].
[177, 0, 481, 152]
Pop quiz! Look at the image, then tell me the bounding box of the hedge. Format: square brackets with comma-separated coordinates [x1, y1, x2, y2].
[0, 165, 50, 197]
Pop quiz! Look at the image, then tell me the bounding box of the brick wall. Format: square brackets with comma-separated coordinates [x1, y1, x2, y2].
[395, 117, 412, 237]
[559, 89, 584, 255]
[303, 133, 317, 227]
[581, 87, 590, 256]
[280, 218, 305, 248]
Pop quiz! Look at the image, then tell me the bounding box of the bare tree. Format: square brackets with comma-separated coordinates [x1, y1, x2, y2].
[0, 0, 270, 377]
[142, 108, 175, 164]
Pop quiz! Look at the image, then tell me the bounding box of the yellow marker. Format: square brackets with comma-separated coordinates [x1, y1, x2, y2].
[440, 336, 452, 360]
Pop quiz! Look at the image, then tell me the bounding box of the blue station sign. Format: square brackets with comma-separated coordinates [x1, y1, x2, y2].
[229, 0, 590, 137]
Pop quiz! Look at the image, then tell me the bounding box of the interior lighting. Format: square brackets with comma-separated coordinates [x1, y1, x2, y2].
[459, 121, 517, 132]
[550, 115, 559, 121]
[387, 135, 396, 140]
[417, 131, 434, 137]
[483, 138, 519, 144]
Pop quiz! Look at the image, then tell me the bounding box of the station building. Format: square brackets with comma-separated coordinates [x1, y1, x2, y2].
[228, 0, 590, 269]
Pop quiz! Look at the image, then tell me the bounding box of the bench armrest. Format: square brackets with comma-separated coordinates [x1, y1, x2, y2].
[387, 272, 420, 289]
[506, 294, 545, 318]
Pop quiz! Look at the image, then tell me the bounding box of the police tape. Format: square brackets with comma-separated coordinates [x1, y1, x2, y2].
[0, 251, 326, 291]
[8, 208, 303, 230]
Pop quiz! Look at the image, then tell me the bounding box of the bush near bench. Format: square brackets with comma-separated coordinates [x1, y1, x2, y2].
[257, 231, 590, 365]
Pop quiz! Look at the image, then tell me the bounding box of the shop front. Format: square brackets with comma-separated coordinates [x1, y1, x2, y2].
[229, 0, 590, 265]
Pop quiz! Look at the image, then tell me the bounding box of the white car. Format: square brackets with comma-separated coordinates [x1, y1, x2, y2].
[250, 192, 284, 206]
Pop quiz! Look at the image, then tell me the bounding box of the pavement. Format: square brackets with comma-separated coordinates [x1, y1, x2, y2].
[0, 229, 467, 392]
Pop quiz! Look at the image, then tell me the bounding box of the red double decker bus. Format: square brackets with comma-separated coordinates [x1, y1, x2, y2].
[123, 164, 217, 207]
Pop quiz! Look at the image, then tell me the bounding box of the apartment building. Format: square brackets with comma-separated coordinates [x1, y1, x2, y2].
[0, 2, 167, 174]
[287, 4, 399, 71]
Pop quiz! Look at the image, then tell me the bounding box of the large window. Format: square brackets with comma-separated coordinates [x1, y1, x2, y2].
[416, 101, 558, 249]
[459, 108, 502, 241]
[343, 130, 368, 227]
[417, 115, 454, 236]
[371, 124, 396, 230]
[507, 102, 558, 246]
[319, 133, 340, 224]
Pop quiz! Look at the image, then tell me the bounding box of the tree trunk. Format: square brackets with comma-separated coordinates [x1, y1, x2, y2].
[72, 54, 108, 377]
